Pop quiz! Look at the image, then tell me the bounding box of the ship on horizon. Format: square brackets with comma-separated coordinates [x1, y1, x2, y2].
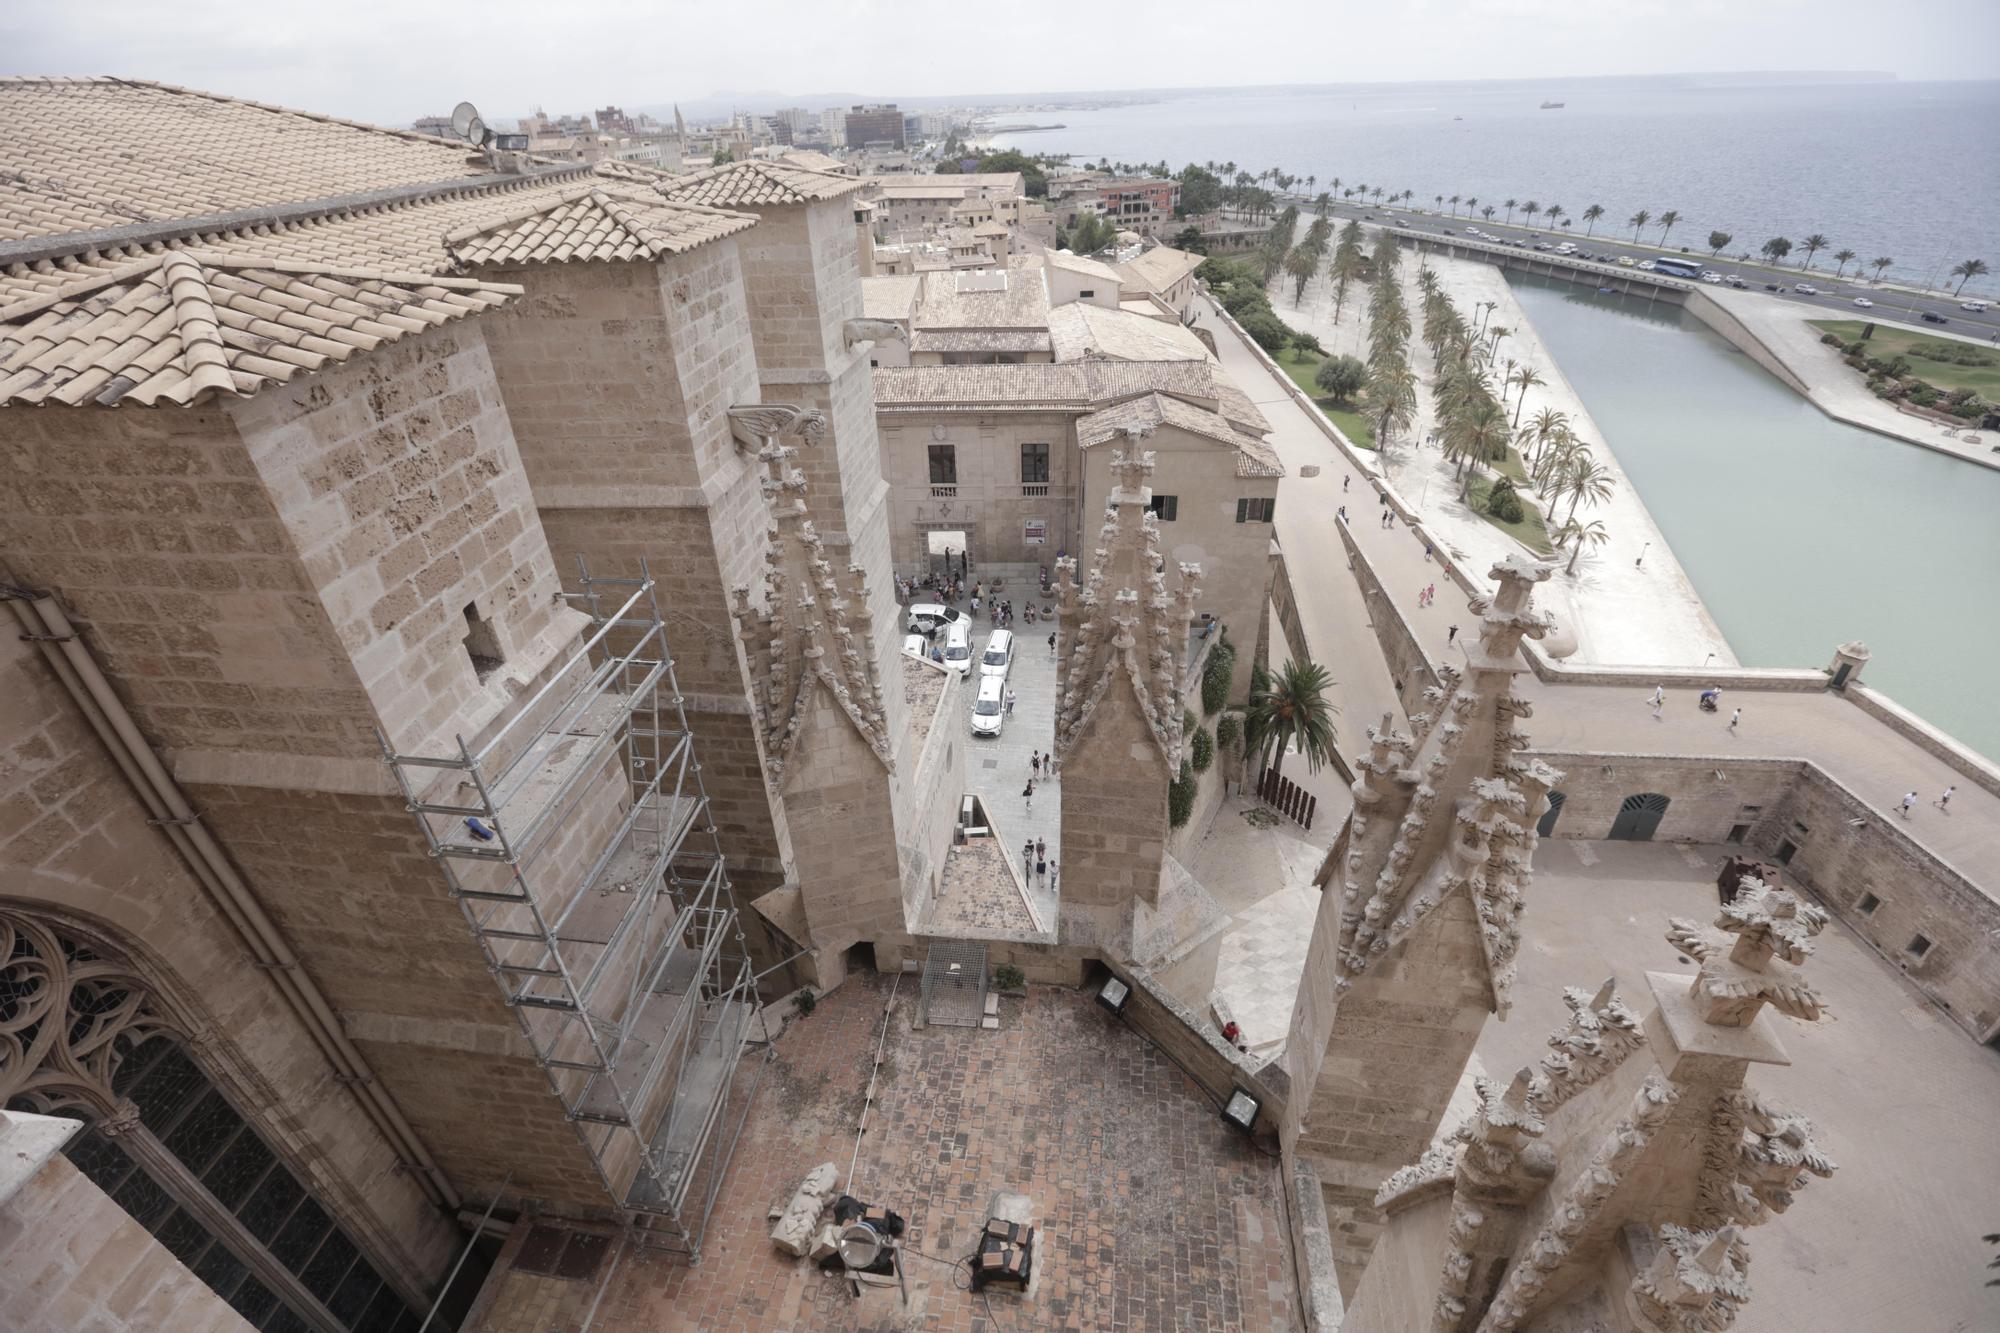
[1540, 100, 1566, 109]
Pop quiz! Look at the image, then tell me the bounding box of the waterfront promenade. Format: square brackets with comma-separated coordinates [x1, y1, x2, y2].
[1200, 290, 2000, 899]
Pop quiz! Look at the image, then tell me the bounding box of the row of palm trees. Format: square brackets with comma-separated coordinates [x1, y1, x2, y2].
[1192, 161, 1992, 295]
[1364, 233, 1419, 451]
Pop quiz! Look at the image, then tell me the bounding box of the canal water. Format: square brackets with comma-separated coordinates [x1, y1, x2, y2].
[1505, 272, 1998, 763]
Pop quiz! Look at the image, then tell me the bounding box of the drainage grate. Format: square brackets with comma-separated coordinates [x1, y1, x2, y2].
[919, 938, 989, 1028]
[981, 758, 1000, 770]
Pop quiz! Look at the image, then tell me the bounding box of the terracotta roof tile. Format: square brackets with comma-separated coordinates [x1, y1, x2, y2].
[909, 329, 1054, 355]
[656, 160, 866, 208]
[447, 187, 755, 266]
[1113, 245, 1205, 296]
[1048, 304, 1209, 364]
[1077, 392, 1284, 479]
[0, 252, 516, 406]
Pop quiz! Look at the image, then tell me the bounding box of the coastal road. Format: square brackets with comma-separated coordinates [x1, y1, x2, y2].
[1252, 198, 2000, 338]
[1198, 291, 2000, 902]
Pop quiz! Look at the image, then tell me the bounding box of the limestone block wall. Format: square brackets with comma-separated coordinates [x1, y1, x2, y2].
[1059, 689, 1173, 949]
[1081, 436, 1275, 700]
[1335, 516, 1441, 712]
[0, 633, 458, 1294]
[779, 683, 905, 949]
[0, 1152, 252, 1332]
[223, 325, 571, 760]
[900, 661, 965, 926]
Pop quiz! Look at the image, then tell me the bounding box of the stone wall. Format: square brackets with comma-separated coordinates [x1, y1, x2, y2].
[878, 411, 1082, 567]
[1335, 515, 1440, 712]
[901, 660, 965, 926]
[1531, 749, 2000, 1042]
[1058, 685, 1174, 951]
[0, 632, 458, 1293]
[0, 1150, 252, 1332]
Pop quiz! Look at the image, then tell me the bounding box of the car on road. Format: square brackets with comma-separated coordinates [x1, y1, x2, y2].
[905, 603, 961, 636]
[940, 621, 973, 678]
[902, 633, 928, 659]
[1700, 273, 1723, 284]
[1852, 297, 1874, 308]
[1921, 311, 1949, 324]
[1615, 256, 1636, 267]
[1637, 259, 1657, 270]
[1794, 283, 1820, 296]
[978, 629, 1014, 680]
[1764, 283, 1783, 292]
[969, 675, 1006, 737]
[1726, 276, 1748, 288]
[1962, 300, 1990, 312]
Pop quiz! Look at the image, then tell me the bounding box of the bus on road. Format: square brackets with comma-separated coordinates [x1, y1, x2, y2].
[1652, 257, 1702, 279]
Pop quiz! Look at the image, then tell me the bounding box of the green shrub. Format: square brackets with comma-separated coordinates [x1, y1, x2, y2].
[1168, 759, 1196, 828]
[791, 989, 817, 1017]
[1314, 354, 1369, 404]
[1201, 639, 1237, 714]
[1910, 385, 1940, 407]
[1485, 478, 1526, 524]
[993, 964, 1026, 991]
[1908, 340, 1997, 368]
[1820, 331, 1844, 347]
[1215, 711, 1242, 753]
[1239, 310, 1293, 353]
[1843, 339, 1868, 356]
[1190, 726, 1215, 773]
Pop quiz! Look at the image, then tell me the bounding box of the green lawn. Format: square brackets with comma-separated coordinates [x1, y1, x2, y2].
[1810, 320, 2000, 399]
[1270, 349, 1378, 449]
[1464, 473, 1554, 554]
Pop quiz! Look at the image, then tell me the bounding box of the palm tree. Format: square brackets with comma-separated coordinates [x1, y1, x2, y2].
[1436, 193, 1445, 213]
[1522, 200, 1540, 229]
[1556, 517, 1610, 575]
[1546, 205, 1565, 229]
[1447, 400, 1511, 498]
[1628, 209, 1651, 242]
[1504, 197, 1518, 225]
[1508, 366, 1547, 428]
[1831, 249, 1856, 279]
[1367, 359, 1418, 448]
[1799, 234, 1829, 270]
[1582, 204, 1605, 236]
[1465, 196, 1478, 217]
[1657, 210, 1681, 245]
[1284, 246, 1318, 303]
[1481, 205, 1495, 222]
[1448, 194, 1462, 216]
[1870, 256, 1894, 281]
[1244, 658, 1339, 784]
[1560, 457, 1616, 524]
[1951, 258, 1990, 294]
[1519, 406, 1570, 472]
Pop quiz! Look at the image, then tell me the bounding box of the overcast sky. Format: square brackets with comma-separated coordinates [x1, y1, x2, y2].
[6, 0, 1995, 126]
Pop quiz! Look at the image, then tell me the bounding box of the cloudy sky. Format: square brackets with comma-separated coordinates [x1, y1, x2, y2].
[6, 0, 1995, 126]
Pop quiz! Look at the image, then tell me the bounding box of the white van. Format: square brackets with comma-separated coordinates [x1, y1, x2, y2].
[979, 629, 1014, 680]
[970, 675, 1006, 736]
[941, 621, 973, 677]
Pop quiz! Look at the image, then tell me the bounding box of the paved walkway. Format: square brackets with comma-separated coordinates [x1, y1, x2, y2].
[1203, 294, 2000, 902]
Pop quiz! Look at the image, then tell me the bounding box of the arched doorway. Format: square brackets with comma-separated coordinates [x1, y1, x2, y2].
[1609, 793, 1670, 841]
[1536, 791, 1567, 838]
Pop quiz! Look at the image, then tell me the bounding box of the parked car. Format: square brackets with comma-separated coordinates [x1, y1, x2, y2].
[902, 634, 928, 659]
[969, 675, 1006, 737]
[1852, 297, 1874, 308]
[1794, 283, 1820, 296]
[1921, 311, 1949, 324]
[905, 603, 961, 636]
[978, 629, 1014, 680]
[940, 621, 973, 677]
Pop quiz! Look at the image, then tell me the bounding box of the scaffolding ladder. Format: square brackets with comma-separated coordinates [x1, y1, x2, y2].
[380, 561, 769, 1261]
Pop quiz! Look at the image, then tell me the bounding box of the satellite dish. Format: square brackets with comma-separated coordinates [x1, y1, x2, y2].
[465, 114, 488, 146]
[837, 1222, 883, 1270]
[450, 101, 481, 142]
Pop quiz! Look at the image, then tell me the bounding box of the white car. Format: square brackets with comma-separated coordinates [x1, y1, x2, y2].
[969, 675, 1006, 736]
[1701, 273, 1723, 284]
[940, 622, 973, 677]
[1794, 283, 1820, 296]
[978, 629, 1014, 680]
[1852, 297, 1874, 308]
[904, 603, 961, 636]
[902, 634, 928, 659]
[1637, 259, 1657, 271]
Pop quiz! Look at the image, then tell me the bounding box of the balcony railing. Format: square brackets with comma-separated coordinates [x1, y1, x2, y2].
[1019, 483, 1049, 498]
[930, 484, 958, 498]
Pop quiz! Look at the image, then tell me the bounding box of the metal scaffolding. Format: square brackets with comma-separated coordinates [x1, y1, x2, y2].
[380, 561, 766, 1260]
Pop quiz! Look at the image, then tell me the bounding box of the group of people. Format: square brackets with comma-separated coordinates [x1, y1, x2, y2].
[1646, 684, 1741, 733]
[1899, 787, 1955, 818]
[1021, 838, 1057, 887]
[1022, 749, 1057, 810]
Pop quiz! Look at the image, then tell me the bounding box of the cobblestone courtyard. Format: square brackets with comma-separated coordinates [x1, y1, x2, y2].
[469, 975, 1297, 1332]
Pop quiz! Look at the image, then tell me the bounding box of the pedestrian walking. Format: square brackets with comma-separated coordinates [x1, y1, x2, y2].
[1031, 753, 1041, 779]
[1649, 684, 1664, 709]
[1728, 708, 1741, 732]
[1935, 785, 1955, 811]
[1035, 838, 1045, 861]
[1005, 688, 1016, 716]
[1049, 860, 1059, 892]
[1425, 583, 1435, 603]
[1447, 625, 1459, 645]
[971, 595, 981, 615]
[1036, 855, 1047, 883]
[1899, 790, 1916, 818]
[1023, 779, 1035, 811]
[1023, 841, 1033, 877]
[1343, 475, 1350, 493]
[1651, 696, 1663, 721]
[1337, 505, 1347, 523]
[1424, 542, 1434, 562]
[1048, 632, 1057, 658]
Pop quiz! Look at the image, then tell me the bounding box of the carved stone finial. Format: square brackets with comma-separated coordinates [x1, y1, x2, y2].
[1532, 976, 1644, 1112]
[1630, 1224, 1752, 1333]
[1665, 880, 1828, 1027]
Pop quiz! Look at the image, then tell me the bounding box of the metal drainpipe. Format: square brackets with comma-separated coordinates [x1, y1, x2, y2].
[2, 579, 462, 1212]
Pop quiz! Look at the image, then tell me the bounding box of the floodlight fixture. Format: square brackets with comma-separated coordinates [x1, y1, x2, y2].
[1222, 1087, 1261, 1134]
[1095, 974, 1131, 1015]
